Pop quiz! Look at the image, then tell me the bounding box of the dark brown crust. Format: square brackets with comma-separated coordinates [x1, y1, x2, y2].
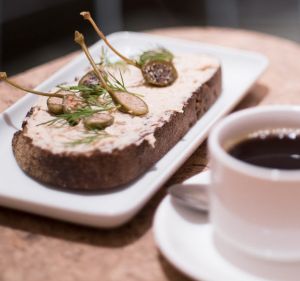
[12, 68, 222, 190]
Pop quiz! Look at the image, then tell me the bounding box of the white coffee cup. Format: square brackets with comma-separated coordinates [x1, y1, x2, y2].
[208, 105, 300, 262]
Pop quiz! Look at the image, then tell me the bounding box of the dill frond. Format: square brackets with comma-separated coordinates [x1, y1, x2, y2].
[38, 106, 116, 127]
[65, 130, 110, 146]
[138, 48, 174, 66]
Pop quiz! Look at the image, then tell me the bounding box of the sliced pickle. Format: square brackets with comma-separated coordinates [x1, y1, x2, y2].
[111, 91, 148, 116]
[47, 90, 71, 114]
[83, 112, 114, 130]
[47, 96, 63, 115]
[78, 70, 99, 87]
[141, 60, 178, 87]
[78, 68, 108, 88]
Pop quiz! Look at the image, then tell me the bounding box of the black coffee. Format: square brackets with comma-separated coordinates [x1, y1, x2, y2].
[228, 130, 300, 170]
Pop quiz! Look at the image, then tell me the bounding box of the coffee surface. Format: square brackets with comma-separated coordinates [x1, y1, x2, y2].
[228, 131, 300, 170]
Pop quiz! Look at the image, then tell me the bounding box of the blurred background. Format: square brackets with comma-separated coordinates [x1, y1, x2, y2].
[1, 0, 299, 75]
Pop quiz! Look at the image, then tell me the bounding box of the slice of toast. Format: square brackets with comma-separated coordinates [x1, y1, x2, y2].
[12, 54, 222, 190]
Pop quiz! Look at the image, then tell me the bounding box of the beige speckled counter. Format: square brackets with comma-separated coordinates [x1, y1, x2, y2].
[1, 27, 300, 281]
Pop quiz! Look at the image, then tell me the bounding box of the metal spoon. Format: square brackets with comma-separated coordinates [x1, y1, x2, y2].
[168, 183, 209, 212]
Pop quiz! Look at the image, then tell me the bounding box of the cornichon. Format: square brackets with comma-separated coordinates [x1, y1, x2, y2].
[83, 112, 114, 130]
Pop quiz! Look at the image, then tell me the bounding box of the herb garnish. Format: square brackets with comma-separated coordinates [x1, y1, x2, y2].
[138, 48, 174, 66]
[99, 46, 127, 70]
[38, 106, 116, 127]
[66, 130, 110, 146]
[74, 31, 148, 116]
[38, 65, 140, 128]
[62, 68, 140, 97]
[58, 84, 106, 95]
[105, 70, 142, 98]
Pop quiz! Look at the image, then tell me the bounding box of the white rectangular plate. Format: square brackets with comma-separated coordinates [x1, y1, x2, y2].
[0, 32, 268, 228]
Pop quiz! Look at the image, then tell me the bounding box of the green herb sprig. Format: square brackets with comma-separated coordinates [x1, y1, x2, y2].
[74, 30, 148, 116]
[106, 71, 143, 98]
[61, 70, 136, 97]
[58, 84, 112, 106]
[99, 46, 128, 70]
[58, 84, 106, 95]
[138, 48, 174, 66]
[106, 70, 126, 92]
[38, 106, 116, 127]
[66, 129, 110, 146]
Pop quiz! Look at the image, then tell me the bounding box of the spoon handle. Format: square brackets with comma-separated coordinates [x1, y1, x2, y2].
[184, 170, 211, 185]
[168, 183, 209, 212]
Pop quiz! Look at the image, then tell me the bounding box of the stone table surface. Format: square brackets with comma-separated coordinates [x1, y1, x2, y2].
[1, 27, 300, 281]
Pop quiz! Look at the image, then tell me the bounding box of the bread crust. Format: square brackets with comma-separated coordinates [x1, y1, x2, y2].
[12, 68, 221, 190]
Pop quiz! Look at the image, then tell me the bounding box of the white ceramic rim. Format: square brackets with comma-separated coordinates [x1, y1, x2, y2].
[209, 105, 300, 182]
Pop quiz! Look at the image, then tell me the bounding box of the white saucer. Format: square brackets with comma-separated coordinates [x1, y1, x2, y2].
[153, 171, 300, 281]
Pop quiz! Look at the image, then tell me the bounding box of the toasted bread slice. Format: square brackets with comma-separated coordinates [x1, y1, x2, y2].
[12, 54, 221, 190]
